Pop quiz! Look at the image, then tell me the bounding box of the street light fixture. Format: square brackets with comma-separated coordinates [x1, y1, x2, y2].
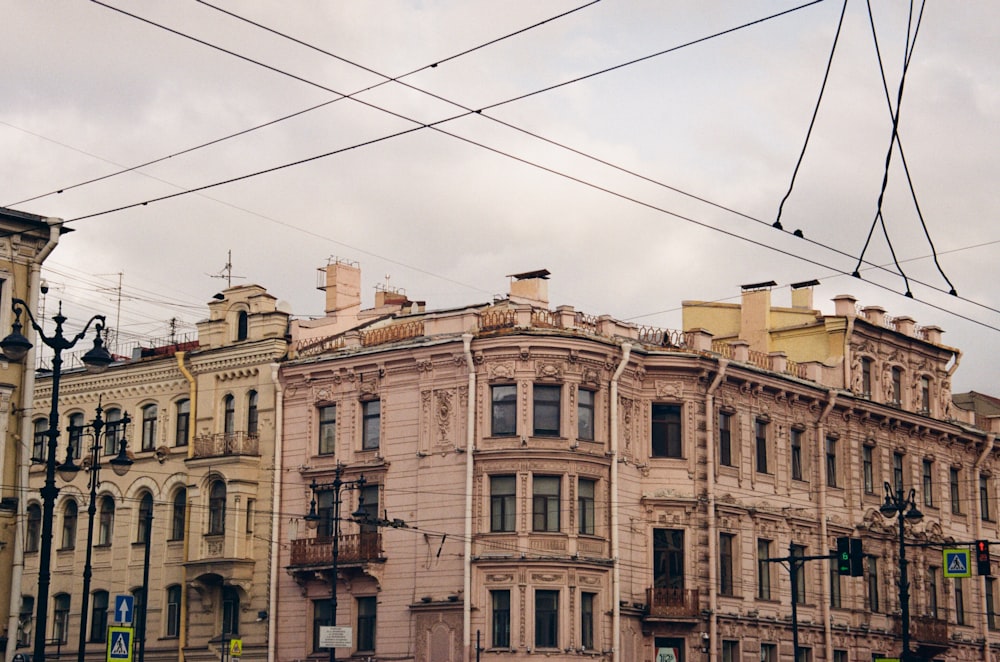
[1, 298, 114, 662]
[879, 481, 924, 662]
[58, 403, 132, 662]
[304, 465, 367, 662]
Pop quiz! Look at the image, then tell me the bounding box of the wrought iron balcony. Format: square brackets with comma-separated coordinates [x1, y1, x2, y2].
[645, 587, 700, 620]
[192, 432, 259, 459]
[289, 532, 382, 567]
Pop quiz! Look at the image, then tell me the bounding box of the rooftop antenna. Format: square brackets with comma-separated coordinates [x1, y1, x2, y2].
[207, 250, 245, 288]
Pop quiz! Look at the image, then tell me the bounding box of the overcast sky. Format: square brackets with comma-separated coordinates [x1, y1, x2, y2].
[2, 1, 998, 393]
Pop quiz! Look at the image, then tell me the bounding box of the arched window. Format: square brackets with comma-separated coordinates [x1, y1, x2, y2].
[166, 585, 182, 637]
[25, 504, 41, 552]
[247, 391, 258, 436]
[68, 412, 85, 460]
[90, 590, 109, 643]
[141, 404, 158, 451]
[208, 480, 226, 535]
[98, 495, 115, 545]
[236, 310, 249, 341]
[137, 492, 154, 544]
[222, 586, 240, 636]
[175, 399, 190, 447]
[171, 488, 187, 541]
[61, 499, 78, 550]
[223, 395, 235, 437]
[53, 593, 71, 643]
[32, 418, 47, 463]
[104, 408, 123, 456]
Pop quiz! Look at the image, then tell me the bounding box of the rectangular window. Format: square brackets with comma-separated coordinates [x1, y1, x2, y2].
[923, 459, 934, 507]
[761, 643, 777, 662]
[861, 357, 872, 397]
[955, 577, 966, 625]
[826, 436, 838, 487]
[532, 475, 561, 532]
[175, 399, 190, 447]
[790, 428, 803, 480]
[757, 539, 772, 600]
[927, 566, 939, 618]
[755, 419, 769, 474]
[490, 475, 516, 533]
[577, 389, 595, 441]
[580, 592, 595, 650]
[318, 405, 336, 455]
[722, 640, 739, 662]
[719, 533, 735, 596]
[533, 384, 561, 436]
[491, 384, 517, 436]
[32, 420, 46, 463]
[920, 377, 931, 413]
[790, 545, 805, 604]
[892, 452, 904, 494]
[651, 403, 682, 458]
[357, 596, 377, 652]
[867, 556, 880, 612]
[246, 498, 255, 534]
[863, 446, 874, 495]
[312, 600, 332, 652]
[833, 651, 847, 662]
[534, 590, 559, 649]
[361, 400, 380, 450]
[982, 475, 992, 521]
[141, 406, 157, 451]
[578, 478, 596, 536]
[719, 411, 733, 467]
[653, 529, 685, 590]
[796, 648, 812, 662]
[829, 549, 841, 608]
[891, 367, 902, 405]
[951, 468, 962, 514]
[491, 590, 511, 648]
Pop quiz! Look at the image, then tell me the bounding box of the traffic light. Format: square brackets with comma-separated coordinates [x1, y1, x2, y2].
[836, 537, 864, 576]
[836, 537, 851, 575]
[850, 538, 864, 577]
[977, 540, 992, 576]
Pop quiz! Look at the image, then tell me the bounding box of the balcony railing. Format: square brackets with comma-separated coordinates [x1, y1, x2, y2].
[646, 587, 700, 619]
[891, 614, 950, 646]
[192, 432, 259, 459]
[289, 532, 382, 567]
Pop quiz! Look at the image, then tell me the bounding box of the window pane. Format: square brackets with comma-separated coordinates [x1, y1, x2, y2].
[491, 475, 516, 532]
[532, 476, 560, 532]
[357, 596, 376, 651]
[577, 389, 595, 441]
[578, 478, 596, 535]
[318, 405, 336, 455]
[533, 384, 561, 436]
[491, 590, 510, 648]
[534, 590, 558, 648]
[652, 404, 682, 458]
[362, 400, 380, 450]
[491, 385, 517, 436]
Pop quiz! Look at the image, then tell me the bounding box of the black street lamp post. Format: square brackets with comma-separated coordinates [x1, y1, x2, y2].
[879, 481, 924, 662]
[1, 299, 114, 662]
[304, 465, 367, 662]
[59, 403, 132, 662]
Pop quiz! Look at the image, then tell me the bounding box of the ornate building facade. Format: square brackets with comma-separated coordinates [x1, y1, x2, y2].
[276, 267, 1000, 662]
[14, 283, 288, 661]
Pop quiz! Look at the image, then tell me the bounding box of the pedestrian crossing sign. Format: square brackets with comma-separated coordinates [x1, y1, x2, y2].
[107, 626, 133, 662]
[944, 548, 971, 578]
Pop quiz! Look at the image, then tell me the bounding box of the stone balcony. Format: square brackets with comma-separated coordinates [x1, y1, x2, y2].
[192, 432, 259, 459]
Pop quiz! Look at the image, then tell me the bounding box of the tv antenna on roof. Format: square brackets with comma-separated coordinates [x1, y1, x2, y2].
[207, 250, 246, 288]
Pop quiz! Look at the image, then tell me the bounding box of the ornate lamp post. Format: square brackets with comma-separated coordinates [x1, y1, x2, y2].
[304, 465, 367, 662]
[879, 481, 924, 662]
[1, 299, 114, 662]
[58, 403, 132, 662]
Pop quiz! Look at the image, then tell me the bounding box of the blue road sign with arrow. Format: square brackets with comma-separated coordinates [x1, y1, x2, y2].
[114, 595, 134, 625]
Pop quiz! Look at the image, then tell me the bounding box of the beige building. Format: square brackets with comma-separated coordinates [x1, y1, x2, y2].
[0, 208, 66, 661]
[14, 282, 288, 661]
[276, 266, 1000, 662]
